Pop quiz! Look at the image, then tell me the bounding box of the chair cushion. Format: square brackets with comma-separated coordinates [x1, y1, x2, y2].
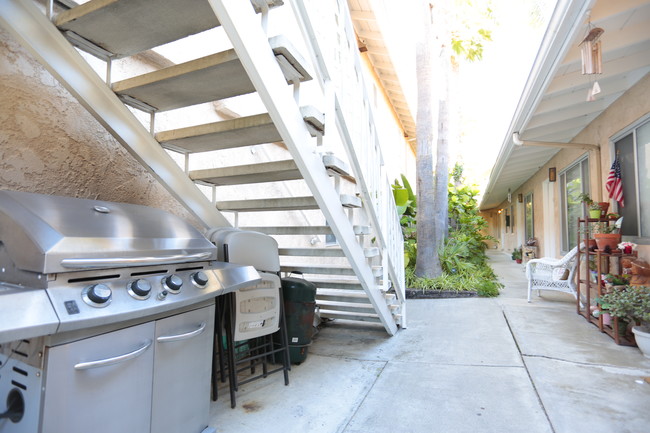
[552, 267, 570, 281]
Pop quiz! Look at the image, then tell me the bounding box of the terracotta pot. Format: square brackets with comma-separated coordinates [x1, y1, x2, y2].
[598, 202, 610, 217]
[594, 233, 621, 251]
[515, 259, 522, 264]
[587, 239, 597, 250]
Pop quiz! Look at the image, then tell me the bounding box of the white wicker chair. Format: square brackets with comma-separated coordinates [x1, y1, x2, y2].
[526, 244, 580, 302]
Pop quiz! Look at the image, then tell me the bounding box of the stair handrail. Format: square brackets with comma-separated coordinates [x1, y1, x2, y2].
[289, 0, 405, 300]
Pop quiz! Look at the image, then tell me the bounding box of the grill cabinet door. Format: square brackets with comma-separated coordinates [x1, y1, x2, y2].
[151, 305, 215, 433]
[41, 321, 155, 433]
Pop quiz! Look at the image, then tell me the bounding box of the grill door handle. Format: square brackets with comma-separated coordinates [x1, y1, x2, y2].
[61, 252, 213, 269]
[157, 322, 206, 343]
[74, 339, 152, 370]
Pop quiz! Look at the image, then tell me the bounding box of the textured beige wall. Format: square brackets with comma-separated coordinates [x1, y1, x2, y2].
[0, 27, 198, 227]
[494, 72, 650, 260]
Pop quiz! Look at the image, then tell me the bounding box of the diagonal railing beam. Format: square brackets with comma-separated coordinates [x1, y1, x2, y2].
[208, 0, 397, 335]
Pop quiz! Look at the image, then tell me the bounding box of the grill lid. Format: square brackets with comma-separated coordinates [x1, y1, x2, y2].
[0, 190, 218, 274]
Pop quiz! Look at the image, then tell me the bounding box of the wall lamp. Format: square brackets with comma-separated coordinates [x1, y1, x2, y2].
[549, 167, 557, 182]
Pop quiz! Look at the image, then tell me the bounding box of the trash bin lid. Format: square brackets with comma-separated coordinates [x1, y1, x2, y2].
[281, 276, 316, 302]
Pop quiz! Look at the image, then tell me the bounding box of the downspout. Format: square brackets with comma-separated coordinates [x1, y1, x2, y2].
[512, 132, 602, 200]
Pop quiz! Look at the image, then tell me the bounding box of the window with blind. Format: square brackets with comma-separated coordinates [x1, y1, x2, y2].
[613, 118, 650, 240]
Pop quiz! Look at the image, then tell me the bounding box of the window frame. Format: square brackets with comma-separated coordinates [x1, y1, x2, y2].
[524, 193, 534, 241]
[559, 154, 590, 253]
[610, 114, 650, 243]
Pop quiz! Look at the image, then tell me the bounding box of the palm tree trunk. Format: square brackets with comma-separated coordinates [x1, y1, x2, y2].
[415, 0, 449, 278]
[415, 0, 436, 278]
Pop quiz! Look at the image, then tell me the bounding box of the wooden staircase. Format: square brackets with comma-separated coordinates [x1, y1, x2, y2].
[0, 0, 405, 335]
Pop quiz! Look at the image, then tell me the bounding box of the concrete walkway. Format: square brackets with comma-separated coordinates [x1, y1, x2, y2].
[209, 251, 650, 433]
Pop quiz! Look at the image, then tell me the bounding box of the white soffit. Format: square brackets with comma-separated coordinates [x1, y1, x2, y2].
[347, 0, 417, 144]
[481, 0, 650, 210]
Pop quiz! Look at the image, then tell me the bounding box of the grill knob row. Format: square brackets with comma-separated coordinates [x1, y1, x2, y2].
[83, 271, 210, 307]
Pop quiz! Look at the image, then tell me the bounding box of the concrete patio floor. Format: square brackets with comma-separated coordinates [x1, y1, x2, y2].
[209, 251, 650, 433]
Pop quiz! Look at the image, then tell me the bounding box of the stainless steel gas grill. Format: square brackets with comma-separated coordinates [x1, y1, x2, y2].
[0, 190, 260, 433]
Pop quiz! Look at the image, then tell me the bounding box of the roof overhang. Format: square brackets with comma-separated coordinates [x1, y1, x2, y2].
[347, 0, 417, 146]
[480, 0, 650, 210]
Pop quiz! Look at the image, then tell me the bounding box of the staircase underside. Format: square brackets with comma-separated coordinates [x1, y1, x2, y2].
[0, 0, 403, 335]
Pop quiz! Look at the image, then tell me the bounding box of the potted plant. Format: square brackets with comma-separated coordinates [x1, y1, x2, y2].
[603, 274, 630, 293]
[593, 297, 613, 326]
[593, 217, 623, 252]
[600, 286, 650, 357]
[578, 193, 603, 219]
[512, 248, 522, 264]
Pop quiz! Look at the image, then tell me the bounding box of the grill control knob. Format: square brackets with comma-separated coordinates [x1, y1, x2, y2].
[163, 275, 183, 293]
[129, 279, 152, 298]
[84, 284, 112, 306]
[191, 271, 209, 288]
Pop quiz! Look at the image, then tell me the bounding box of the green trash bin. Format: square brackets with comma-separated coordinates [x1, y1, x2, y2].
[278, 274, 317, 364]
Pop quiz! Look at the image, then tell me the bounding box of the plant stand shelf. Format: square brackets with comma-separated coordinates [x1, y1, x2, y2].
[575, 217, 637, 346]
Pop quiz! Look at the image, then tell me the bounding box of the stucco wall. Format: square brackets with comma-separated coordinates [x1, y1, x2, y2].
[492, 72, 650, 261]
[0, 26, 199, 226]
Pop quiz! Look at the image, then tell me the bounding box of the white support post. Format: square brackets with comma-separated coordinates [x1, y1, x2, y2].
[149, 112, 156, 136]
[208, 0, 397, 335]
[0, 0, 231, 230]
[106, 57, 112, 85]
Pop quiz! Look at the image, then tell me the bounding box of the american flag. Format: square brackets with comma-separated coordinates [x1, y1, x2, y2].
[606, 157, 624, 206]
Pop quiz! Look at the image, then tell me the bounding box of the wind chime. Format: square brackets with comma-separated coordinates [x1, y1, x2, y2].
[580, 26, 604, 101]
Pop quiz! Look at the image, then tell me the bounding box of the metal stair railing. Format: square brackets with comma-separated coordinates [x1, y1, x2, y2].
[289, 0, 405, 305]
[208, 0, 399, 335]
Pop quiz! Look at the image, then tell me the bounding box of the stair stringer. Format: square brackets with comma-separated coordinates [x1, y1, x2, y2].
[208, 0, 397, 335]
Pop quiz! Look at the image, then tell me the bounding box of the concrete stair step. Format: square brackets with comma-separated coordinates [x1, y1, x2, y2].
[318, 309, 381, 323]
[216, 196, 318, 212]
[157, 113, 280, 153]
[280, 264, 382, 277]
[340, 195, 362, 208]
[55, 0, 282, 58]
[242, 226, 334, 235]
[278, 247, 378, 258]
[156, 107, 325, 153]
[310, 279, 364, 290]
[112, 36, 310, 111]
[190, 154, 350, 185]
[190, 160, 302, 186]
[240, 225, 371, 236]
[316, 301, 375, 315]
[278, 247, 345, 257]
[216, 194, 360, 212]
[322, 154, 351, 177]
[316, 289, 370, 303]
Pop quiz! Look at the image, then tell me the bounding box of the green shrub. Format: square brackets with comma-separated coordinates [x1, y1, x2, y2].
[401, 164, 503, 297]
